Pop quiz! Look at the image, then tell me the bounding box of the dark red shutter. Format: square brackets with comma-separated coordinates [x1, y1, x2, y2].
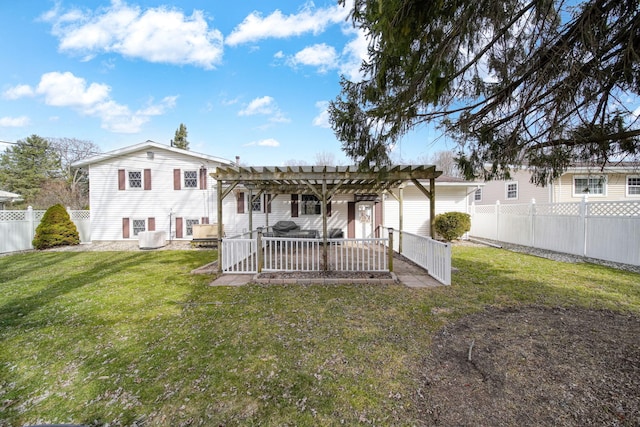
[122, 218, 130, 238]
[175, 217, 183, 238]
[266, 194, 272, 213]
[148, 217, 155, 231]
[347, 202, 356, 238]
[291, 194, 299, 217]
[237, 192, 245, 214]
[173, 169, 181, 190]
[201, 217, 209, 224]
[326, 200, 332, 217]
[144, 169, 152, 190]
[118, 169, 125, 190]
[199, 168, 207, 189]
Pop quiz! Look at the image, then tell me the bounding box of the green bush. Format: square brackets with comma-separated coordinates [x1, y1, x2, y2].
[33, 204, 80, 250]
[434, 211, 471, 241]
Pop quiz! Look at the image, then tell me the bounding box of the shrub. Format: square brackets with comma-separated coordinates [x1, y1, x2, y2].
[33, 204, 80, 250]
[434, 211, 471, 241]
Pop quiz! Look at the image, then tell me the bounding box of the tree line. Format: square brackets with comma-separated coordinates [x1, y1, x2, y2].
[0, 135, 100, 209]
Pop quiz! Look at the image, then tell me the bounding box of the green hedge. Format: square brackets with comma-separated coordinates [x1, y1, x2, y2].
[434, 211, 471, 241]
[32, 204, 80, 250]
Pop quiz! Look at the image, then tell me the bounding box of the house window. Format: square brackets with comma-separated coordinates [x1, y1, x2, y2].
[251, 194, 262, 212]
[185, 218, 199, 236]
[301, 194, 321, 215]
[184, 170, 198, 188]
[506, 182, 518, 200]
[574, 176, 605, 196]
[474, 188, 482, 202]
[128, 171, 142, 189]
[132, 219, 146, 236]
[627, 176, 640, 196]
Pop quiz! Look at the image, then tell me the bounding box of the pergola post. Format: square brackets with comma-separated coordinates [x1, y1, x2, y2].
[430, 177, 436, 238]
[398, 185, 404, 254]
[217, 179, 223, 274]
[321, 180, 328, 271]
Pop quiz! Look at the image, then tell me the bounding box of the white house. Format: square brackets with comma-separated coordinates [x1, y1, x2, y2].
[73, 141, 481, 242]
[72, 141, 235, 241]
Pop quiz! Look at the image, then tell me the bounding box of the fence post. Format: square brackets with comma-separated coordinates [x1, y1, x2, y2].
[581, 195, 588, 257]
[530, 198, 536, 247]
[27, 206, 35, 247]
[257, 227, 263, 273]
[387, 227, 394, 272]
[495, 200, 500, 241]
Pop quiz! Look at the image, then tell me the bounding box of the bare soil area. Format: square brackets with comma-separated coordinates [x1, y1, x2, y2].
[416, 306, 640, 426]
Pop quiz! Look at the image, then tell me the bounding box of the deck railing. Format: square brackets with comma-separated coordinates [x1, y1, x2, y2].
[221, 232, 391, 274]
[382, 227, 451, 285]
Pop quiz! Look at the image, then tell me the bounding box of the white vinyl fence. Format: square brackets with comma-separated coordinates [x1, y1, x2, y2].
[0, 207, 91, 254]
[470, 199, 640, 266]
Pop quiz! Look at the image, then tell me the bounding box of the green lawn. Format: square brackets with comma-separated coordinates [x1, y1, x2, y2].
[1, 247, 639, 426]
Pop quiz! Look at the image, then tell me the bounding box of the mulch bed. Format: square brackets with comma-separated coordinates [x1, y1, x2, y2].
[415, 306, 640, 426]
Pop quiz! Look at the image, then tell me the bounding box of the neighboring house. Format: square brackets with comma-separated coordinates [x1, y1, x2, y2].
[73, 141, 481, 241]
[0, 190, 21, 210]
[72, 141, 235, 241]
[473, 162, 640, 205]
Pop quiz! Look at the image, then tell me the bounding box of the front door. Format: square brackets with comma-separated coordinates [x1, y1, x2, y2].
[356, 203, 374, 238]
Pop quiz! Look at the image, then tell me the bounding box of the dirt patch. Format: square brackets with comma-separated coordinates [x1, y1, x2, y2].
[417, 306, 640, 426]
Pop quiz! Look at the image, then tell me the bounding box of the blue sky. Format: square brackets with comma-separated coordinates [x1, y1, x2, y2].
[0, 0, 449, 166]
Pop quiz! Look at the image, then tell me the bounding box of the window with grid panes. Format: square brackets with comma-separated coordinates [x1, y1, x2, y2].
[186, 219, 199, 236]
[574, 176, 605, 195]
[301, 194, 321, 215]
[184, 170, 198, 188]
[628, 176, 640, 195]
[128, 171, 142, 188]
[251, 194, 262, 212]
[506, 182, 518, 199]
[132, 219, 146, 236]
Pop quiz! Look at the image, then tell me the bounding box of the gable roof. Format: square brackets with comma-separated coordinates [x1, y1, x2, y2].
[71, 140, 235, 168]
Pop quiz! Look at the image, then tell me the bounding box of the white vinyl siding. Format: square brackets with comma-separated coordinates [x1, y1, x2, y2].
[87, 148, 226, 241]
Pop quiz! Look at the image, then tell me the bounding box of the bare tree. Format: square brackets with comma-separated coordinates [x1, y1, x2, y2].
[430, 151, 462, 177]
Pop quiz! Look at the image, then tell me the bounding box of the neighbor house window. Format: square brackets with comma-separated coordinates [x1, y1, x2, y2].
[128, 171, 142, 189]
[132, 219, 146, 236]
[574, 176, 605, 196]
[185, 218, 199, 236]
[474, 188, 482, 202]
[301, 194, 321, 215]
[627, 176, 640, 196]
[506, 182, 518, 200]
[184, 170, 198, 188]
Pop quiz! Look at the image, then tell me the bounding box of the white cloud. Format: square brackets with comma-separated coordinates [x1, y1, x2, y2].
[226, 2, 349, 46]
[43, 1, 224, 69]
[312, 101, 331, 128]
[288, 44, 338, 73]
[0, 116, 30, 127]
[339, 28, 369, 81]
[6, 71, 176, 133]
[238, 96, 290, 123]
[244, 138, 280, 147]
[3, 84, 35, 100]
